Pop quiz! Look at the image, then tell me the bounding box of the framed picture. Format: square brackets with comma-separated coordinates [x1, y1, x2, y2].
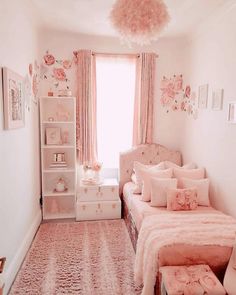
[212, 89, 224, 110]
[2, 67, 24, 129]
[198, 84, 208, 109]
[227, 102, 236, 123]
[46, 127, 61, 145]
[0, 257, 6, 273]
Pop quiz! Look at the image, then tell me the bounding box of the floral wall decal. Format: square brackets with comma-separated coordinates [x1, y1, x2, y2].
[43, 51, 55, 65]
[40, 50, 76, 96]
[160, 75, 198, 119]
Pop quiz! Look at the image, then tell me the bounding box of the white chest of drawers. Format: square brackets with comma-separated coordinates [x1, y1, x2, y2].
[76, 178, 121, 221]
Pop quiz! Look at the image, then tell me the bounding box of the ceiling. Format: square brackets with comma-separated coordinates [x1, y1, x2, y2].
[31, 0, 230, 38]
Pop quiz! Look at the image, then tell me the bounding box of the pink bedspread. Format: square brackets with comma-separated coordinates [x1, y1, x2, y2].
[123, 182, 220, 231]
[134, 211, 236, 295]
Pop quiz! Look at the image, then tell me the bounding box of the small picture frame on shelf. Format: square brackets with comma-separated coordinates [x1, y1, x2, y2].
[227, 101, 236, 123]
[212, 89, 224, 110]
[46, 127, 61, 145]
[50, 153, 67, 169]
[198, 84, 208, 109]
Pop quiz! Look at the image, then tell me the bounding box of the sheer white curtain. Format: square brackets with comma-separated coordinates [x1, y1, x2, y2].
[96, 56, 136, 169]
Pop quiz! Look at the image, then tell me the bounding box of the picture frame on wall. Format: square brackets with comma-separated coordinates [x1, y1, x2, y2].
[2, 67, 25, 129]
[198, 84, 208, 109]
[45, 127, 62, 145]
[212, 89, 224, 110]
[227, 102, 236, 123]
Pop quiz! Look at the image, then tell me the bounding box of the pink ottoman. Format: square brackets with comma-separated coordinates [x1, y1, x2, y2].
[160, 264, 226, 295]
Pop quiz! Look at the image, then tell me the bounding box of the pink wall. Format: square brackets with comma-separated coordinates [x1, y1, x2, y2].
[180, 4, 236, 217]
[38, 29, 186, 151]
[0, 0, 41, 293]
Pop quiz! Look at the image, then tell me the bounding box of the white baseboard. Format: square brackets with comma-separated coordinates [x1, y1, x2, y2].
[4, 209, 42, 294]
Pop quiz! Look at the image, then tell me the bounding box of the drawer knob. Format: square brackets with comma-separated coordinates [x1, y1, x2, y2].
[98, 203, 101, 209]
[112, 204, 116, 209]
[82, 205, 86, 210]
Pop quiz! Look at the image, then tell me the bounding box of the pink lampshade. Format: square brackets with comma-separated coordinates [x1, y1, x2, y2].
[110, 0, 170, 45]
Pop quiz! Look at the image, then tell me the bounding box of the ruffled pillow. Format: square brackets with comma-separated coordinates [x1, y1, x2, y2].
[140, 168, 173, 202]
[133, 161, 166, 194]
[150, 178, 178, 207]
[167, 188, 198, 211]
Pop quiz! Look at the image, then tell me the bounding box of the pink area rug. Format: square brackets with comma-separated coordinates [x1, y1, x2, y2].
[10, 220, 141, 295]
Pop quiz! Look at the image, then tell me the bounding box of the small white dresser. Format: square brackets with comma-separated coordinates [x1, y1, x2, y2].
[76, 178, 121, 221]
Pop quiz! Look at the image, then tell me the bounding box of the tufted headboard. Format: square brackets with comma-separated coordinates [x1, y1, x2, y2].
[119, 144, 182, 194]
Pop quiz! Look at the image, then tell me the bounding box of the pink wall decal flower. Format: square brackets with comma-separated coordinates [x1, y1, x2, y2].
[185, 85, 191, 98]
[173, 74, 183, 92]
[62, 60, 72, 69]
[44, 51, 55, 65]
[53, 68, 66, 81]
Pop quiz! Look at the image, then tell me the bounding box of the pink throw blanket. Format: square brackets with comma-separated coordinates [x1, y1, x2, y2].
[134, 211, 236, 295]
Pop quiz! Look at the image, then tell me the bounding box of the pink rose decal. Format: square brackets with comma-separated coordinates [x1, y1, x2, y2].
[53, 68, 66, 81]
[44, 51, 55, 65]
[185, 85, 191, 98]
[173, 74, 183, 92]
[62, 60, 72, 69]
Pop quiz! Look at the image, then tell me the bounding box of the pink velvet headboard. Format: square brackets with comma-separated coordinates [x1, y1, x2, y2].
[119, 144, 182, 194]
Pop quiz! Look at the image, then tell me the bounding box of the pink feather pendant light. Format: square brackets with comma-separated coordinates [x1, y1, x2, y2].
[110, 0, 170, 45]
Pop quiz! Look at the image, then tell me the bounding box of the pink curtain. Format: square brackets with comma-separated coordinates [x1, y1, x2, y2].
[74, 50, 97, 165]
[133, 53, 156, 146]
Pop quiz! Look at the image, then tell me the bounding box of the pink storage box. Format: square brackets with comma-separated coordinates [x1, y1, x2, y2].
[160, 264, 226, 295]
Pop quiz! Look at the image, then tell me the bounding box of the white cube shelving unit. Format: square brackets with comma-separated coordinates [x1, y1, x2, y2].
[40, 96, 76, 220]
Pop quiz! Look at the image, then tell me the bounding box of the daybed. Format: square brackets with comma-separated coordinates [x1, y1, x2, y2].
[119, 144, 236, 295]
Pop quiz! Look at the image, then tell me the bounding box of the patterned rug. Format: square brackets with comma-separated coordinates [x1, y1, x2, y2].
[10, 220, 141, 295]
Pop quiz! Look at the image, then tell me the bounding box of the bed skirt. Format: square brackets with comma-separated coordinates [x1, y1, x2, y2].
[122, 198, 139, 251]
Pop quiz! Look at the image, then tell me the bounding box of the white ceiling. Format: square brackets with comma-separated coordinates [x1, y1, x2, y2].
[31, 0, 230, 38]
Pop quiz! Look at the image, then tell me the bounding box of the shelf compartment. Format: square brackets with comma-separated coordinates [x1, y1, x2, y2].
[42, 148, 76, 170]
[42, 171, 75, 193]
[40, 97, 75, 122]
[43, 195, 75, 220]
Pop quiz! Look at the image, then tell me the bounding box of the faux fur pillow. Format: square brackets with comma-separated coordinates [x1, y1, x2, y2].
[150, 178, 178, 207]
[167, 188, 198, 211]
[133, 161, 166, 194]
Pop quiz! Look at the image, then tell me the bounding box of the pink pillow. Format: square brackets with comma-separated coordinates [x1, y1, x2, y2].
[141, 168, 173, 202]
[150, 178, 178, 207]
[182, 178, 210, 206]
[173, 167, 205, 188]
[165, 161, 197, 169]
[133, 161, 166, 194]
[167, 188, 198, 211]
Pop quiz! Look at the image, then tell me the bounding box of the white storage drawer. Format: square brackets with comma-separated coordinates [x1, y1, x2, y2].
[76, 200, 121, 221]
[77, 178, 119, 202]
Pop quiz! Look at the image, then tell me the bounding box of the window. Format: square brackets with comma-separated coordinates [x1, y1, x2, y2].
[96, 56, 136, 169]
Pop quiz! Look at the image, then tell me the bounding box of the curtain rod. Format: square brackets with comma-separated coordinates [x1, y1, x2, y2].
[92, 52, 159, 58]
